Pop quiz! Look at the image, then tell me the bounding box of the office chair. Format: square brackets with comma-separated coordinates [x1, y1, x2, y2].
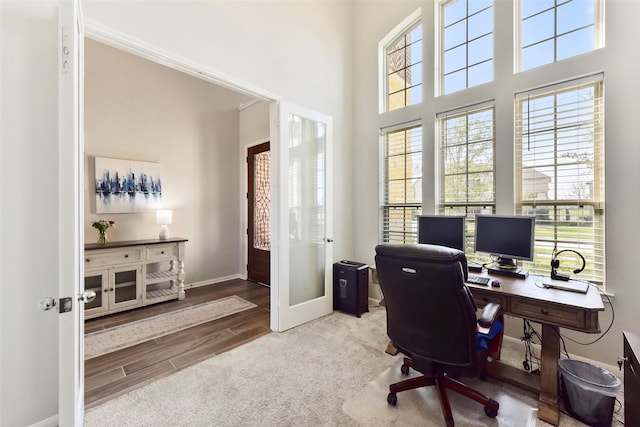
[375, 243, 501, 427]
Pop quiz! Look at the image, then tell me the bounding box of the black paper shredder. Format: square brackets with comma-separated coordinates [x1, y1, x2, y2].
[333, 260, 369, 317]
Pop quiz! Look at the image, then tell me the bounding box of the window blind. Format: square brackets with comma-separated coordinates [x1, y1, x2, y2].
[515, 77, 605, 284]
[381, 124, 423, 243]
[437, 104, 495, 255]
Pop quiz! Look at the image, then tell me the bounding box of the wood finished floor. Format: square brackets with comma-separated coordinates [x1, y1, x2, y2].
[84, 279, 270, 409]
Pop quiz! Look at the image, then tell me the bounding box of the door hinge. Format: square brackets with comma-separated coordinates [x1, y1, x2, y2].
[61, 27, 71, 74]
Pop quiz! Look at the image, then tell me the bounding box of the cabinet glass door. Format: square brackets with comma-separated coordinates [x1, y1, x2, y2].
[110, 266, 142, 309]
[84, 271, 107, 314]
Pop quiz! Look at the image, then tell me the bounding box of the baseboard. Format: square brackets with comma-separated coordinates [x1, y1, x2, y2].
[29, 414, 58, 427]
[184, 274, 245, 289]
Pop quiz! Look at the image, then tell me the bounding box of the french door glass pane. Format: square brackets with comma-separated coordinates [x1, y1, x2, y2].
[288, 113, 326, 306]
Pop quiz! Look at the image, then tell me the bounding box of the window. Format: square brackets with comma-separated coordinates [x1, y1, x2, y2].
[384, 21, 423, 112]
[518, 0, 604, 72]
[515, 76, 605, 284]
[437, 104, 495, 253]
[381, 124, 423, 243]
[440, 0, 493, 95]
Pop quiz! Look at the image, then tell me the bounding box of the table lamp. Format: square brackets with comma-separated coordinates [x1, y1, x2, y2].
[156, 209, 173, 240]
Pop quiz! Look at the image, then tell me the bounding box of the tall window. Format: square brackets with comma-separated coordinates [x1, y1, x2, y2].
[385, 22, 423, 111]
[381, 124, 423, 243]
[518, 0, 604, 72]
[440, 0, 493, 95]
[515, 76, 605, 284]
[437, 104, 495, 253]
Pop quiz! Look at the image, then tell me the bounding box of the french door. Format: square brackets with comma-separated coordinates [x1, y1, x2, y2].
[272, 102, 333, 332]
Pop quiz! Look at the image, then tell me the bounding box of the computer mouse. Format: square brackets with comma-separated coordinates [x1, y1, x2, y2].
[491, 279, 501, 287]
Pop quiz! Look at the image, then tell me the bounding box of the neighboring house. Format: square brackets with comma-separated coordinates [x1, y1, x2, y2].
[522, 167, 551, 201]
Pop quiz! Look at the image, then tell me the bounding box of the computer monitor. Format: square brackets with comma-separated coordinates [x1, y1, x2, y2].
[474, 215, 535, 277]
[417, 215, 466, 252]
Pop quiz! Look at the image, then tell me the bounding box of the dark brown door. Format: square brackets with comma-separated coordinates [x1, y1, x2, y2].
[247, 142, 271, 286]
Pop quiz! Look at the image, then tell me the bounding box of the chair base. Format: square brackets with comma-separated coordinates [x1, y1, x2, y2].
[387, 358, 499, 427]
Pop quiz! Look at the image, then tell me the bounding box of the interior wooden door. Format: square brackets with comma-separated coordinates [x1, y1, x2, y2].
[247, 142, 271, 286]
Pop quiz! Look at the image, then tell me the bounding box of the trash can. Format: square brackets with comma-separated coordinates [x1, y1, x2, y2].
[559, 359, 621, 427]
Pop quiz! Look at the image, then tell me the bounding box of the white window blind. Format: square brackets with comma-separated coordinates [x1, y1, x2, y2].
[437, 103, 495, 254]
[381, 124, 423, 243]
[515, 76, 605, 284]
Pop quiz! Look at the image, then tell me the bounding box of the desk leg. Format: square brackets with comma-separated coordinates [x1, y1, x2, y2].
[538, 323, 560, 425]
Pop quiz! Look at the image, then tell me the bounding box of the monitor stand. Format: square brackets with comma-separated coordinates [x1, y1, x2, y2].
[486, 262, 529, 279]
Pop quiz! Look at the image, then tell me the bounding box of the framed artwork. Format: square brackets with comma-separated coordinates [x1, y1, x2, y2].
[94, 157, 163, 214]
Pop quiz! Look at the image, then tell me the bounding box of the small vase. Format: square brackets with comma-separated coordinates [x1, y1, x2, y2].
[97, 230, 107, 245]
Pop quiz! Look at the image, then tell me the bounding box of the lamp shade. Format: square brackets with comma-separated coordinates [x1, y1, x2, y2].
[156, 210, 173, 225]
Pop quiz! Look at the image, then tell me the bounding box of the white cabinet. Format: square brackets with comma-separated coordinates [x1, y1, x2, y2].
[84, 238, 187, 319]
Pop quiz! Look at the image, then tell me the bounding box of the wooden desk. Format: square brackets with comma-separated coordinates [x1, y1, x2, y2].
[467, 273, 604, 425]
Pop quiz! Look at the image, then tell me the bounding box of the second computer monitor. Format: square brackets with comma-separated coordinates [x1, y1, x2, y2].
[417, 215, 466, 252]
[474, 214, 535, 268]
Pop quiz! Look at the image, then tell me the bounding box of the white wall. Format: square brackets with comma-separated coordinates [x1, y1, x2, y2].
[82, 0, 357, 265]
[84, 38, 255, 284]
[2, 2, 356, 425]
[353, 0, 640, 366]
[0, 2, 60, 425]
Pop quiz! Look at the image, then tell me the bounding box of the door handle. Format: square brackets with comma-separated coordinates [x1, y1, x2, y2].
[324, 238, 334, 243]
[39, 296, 73, 313]
[79, 290, 97, 304]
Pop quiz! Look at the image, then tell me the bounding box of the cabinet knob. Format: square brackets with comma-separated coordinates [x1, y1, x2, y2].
[161, 251, 165, 254]
[541, 309, 549, 315]
[109, 287, 114, 292]
[124, 254, 129, 258]
[86, 258, 91, 263]
[103, 289, 109, 293]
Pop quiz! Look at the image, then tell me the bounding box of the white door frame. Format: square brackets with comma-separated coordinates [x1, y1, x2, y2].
[66, 17, 334, 419]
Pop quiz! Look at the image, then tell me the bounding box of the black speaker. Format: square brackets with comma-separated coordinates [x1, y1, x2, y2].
[333, 260, 369, 317]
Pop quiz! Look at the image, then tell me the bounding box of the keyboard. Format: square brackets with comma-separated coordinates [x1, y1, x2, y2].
[467, 275, 490, 285]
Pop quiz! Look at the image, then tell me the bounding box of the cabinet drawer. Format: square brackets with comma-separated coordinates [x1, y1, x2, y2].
[85, 248, 143, 267]
[146, 244, 178, 261]
[511, 299, 585, 329]
[470, 289, 508, 310]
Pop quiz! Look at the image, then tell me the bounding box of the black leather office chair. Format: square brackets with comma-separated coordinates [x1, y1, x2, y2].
[375, 243, 501, 427]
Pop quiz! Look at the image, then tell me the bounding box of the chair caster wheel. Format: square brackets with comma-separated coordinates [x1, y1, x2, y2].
[484, 406, 498, 418]
[401, 364, 410, 375]
[387, 392, 397, 406]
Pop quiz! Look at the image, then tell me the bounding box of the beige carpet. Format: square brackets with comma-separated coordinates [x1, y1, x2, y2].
[84, 296, 256, 359]
[84, 305, 624, 426]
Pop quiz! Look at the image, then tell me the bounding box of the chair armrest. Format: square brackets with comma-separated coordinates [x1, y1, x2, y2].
[478, 302, 501, 328]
